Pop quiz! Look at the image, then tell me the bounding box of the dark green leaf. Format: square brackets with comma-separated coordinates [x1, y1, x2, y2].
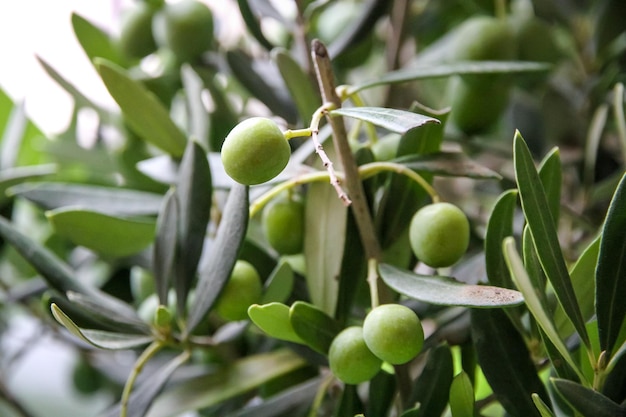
[0, 215, 92, 295]
[552, 378, 626, 417]
[185, 184, 248, 334]
[395, 152, 502, 179]
[96, 59, 187, 157]
[101, 348, 190, 417]
[145, 349, 306, 417]
[71, 12, 124, 67]
[153, 189, 178, 305]
[46, 208, 155, 258]
[51, 304, 152, 350]
[226, 49, 297, 124]
[555, 236, 600, 339]
[272, 48, 320, 125]
[596, 172, 626, 356]
[407, 343, 453, 417]
[330, 107, 440, 134]
[237, 0, 274, 50]
[335, 211, 367, 323]
[226, 377, 322, 417]
[8, 182, 162, 215]
[66, 291, 149, 333]
[484, 189, 518, 288]
[514, 131, 589, 347]
[368, 370, 396, 417]
[471, 308, 549, 417]
[352, 61, 551, 93]
[174, 140, 212, 317]
[289, 301, 342, 355]
[379, 263, 524, 307]
[537, 147, 562, 226]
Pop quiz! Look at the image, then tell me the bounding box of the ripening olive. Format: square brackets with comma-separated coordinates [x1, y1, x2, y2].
[221, 117, 291, 185]
[215, 260, 263, 321]
[118, 2, 158, 60]
[153, 0, 213, 62]
[363, 304, 424, 365]
[409, 202, 470, 268]
[328, 326, 382, 384]
[262, 192, 305, 255]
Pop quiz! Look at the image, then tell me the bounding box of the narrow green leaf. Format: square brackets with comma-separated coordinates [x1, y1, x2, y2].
[289, 301, 342, 354]
[181, 65, 209, 149]
[37, 56, 109, 118]
[0, 165, 57, 204]
[555, 236, 600, 339]
[514, 131, 589, 348]
[66, 291, 150, 333]
[330, 107, 440, 134]
[101, 348, 191, 417]
[552, 378, 626, 417]
[46, 208, 155, 258]
[484, 189, 518, 289]
[236, 0, 275, 50]
[407, 343, 453, 417]
[145, 349, 306, 417]
[8, 182, 162, 215]
[153, 189, 178, 305]
[395, 152, 502, 179]
[532, 393, 556, 417]
[537, 147, 562, 226]
[248, 302, 303, 344]
[596, 172, 626, 356]
[186, 184, 248, 334]
[503, 237, 587, 383]
[51, 304, 152, 350]
[303, 182, 347, 316]
[71, 12, 124, 67]
[226, 49, 297, 124]
[471, 307, 549, 417]
[272, 48, 320, 125]
[261, 260, 294, 304]
[0, 215, 91, 295]
[96, 59, 187, 157]
[174, 140, 212, 317]
[449, 372, 475, 417]
[379, 263, 524, 307]
[352, 61, 551, 93]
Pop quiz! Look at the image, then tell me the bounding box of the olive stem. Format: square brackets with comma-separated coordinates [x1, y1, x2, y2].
[311, 39, 384, 272]
[249, 162, 439, 217]
[367, 258, 380, 309]
[120, 341, 165, 417]
[283, 128, 312, 139]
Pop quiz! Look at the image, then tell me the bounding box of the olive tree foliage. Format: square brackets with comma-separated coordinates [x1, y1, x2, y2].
[0, 0, 625, 416]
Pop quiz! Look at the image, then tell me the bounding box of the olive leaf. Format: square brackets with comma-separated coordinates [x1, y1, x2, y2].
[330, 107, 440, 134]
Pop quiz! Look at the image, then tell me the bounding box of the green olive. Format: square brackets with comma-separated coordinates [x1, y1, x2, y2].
[329, 326, 382, 384]
[221, 117, 291, 185]
[363, 304, 424, 365]
[215, 260, 263, 321]
[409, 202, 470, 268]
[452, 16, 517, 63]
[262, 192, 305, 255]
[118, 2, 158, 60]
[153, 0, 213, 62]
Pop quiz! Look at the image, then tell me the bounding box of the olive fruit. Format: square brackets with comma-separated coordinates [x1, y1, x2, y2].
[72, 357, 105, 395]
[221, 117, 290, 185]
[451, 16, 517, 63]
[118, 2, 158, 60]
[262, 192, 305, 255]
[409, 202, 470, 268]
[215, 260, 263, 321]
[363, 304, 424, 365]
[449, 76, 510, 135]
[153, 0, 213, 62]
[329, 326, 382, 384]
